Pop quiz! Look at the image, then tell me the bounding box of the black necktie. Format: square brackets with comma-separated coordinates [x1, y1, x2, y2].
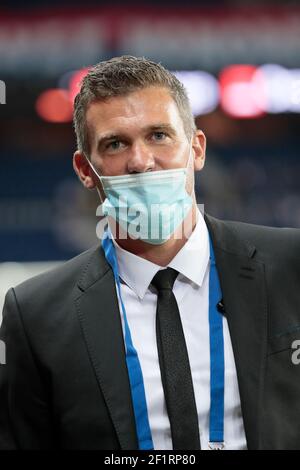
[151, 268, 201, 450]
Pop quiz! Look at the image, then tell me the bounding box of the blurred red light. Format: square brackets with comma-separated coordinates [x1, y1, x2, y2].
[35, 89, 73, 123]
[69, 67, 90, 103]
[219, 65, 267, 118]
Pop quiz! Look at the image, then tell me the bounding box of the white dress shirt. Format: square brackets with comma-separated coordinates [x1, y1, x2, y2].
[111, 211, 247, 450]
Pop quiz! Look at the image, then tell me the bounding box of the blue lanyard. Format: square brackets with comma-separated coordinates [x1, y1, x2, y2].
[208, 237, 225, 449]
[102, 229, 154, 450]
[101, 229, 225, 450]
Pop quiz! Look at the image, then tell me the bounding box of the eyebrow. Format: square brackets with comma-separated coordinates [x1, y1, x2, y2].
[96, 123, 177, 152]
[96, 133, 121, 153]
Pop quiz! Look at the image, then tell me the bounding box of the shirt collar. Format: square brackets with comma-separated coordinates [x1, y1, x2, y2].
[110, 209, 210, 300]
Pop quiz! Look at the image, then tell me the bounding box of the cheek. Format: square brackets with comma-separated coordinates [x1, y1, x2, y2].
[156, 146, 188, 170]
[96, 155, 127, 177]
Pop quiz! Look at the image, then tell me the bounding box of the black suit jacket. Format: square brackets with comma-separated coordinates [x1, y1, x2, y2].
[0, 214, 300, 450]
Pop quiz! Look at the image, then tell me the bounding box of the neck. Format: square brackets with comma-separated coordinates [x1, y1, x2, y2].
[112, 201, 198, 267]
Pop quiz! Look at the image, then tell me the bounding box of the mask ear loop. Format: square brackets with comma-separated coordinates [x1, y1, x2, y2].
[85, 155, 106, 204]
[185, 143, 195, 197]
[184, 142, 200, 231]
[186, 143, 194, 170]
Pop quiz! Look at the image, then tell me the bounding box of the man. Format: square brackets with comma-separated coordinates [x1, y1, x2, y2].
[1, 56, 300, 450]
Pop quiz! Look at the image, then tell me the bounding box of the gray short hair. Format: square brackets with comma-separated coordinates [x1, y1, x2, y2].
[73, 55, 196, 157]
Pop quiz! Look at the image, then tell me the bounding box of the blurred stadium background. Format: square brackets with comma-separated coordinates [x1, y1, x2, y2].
[1, 0, 300, 314]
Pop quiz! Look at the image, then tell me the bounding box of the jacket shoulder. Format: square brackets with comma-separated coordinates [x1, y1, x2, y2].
[11, 245, 102, 307]
[224, 218, 300, 259]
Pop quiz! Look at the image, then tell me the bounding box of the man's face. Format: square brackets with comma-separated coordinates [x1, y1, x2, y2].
[73, 86, 206, 197]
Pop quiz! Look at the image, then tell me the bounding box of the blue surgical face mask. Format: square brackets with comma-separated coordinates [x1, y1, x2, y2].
[89, 149, 193, 245]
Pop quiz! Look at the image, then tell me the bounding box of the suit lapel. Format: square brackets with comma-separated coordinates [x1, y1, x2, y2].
[205, 214, 268, 449]
[74, 246, 138, 450]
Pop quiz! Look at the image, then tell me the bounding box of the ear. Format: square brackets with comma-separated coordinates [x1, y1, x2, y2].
[73, 151, 97, 190]
[192, 130, 206, 172]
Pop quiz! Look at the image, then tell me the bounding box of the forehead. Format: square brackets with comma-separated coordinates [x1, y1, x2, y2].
[85, 86, 185, 138]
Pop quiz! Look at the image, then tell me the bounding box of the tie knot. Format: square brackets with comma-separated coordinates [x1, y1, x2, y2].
[151, 267, 178, 291]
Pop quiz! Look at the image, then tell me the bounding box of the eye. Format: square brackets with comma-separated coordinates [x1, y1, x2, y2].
[107, 140, 122, 150]
[152, 131, 167, 141]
